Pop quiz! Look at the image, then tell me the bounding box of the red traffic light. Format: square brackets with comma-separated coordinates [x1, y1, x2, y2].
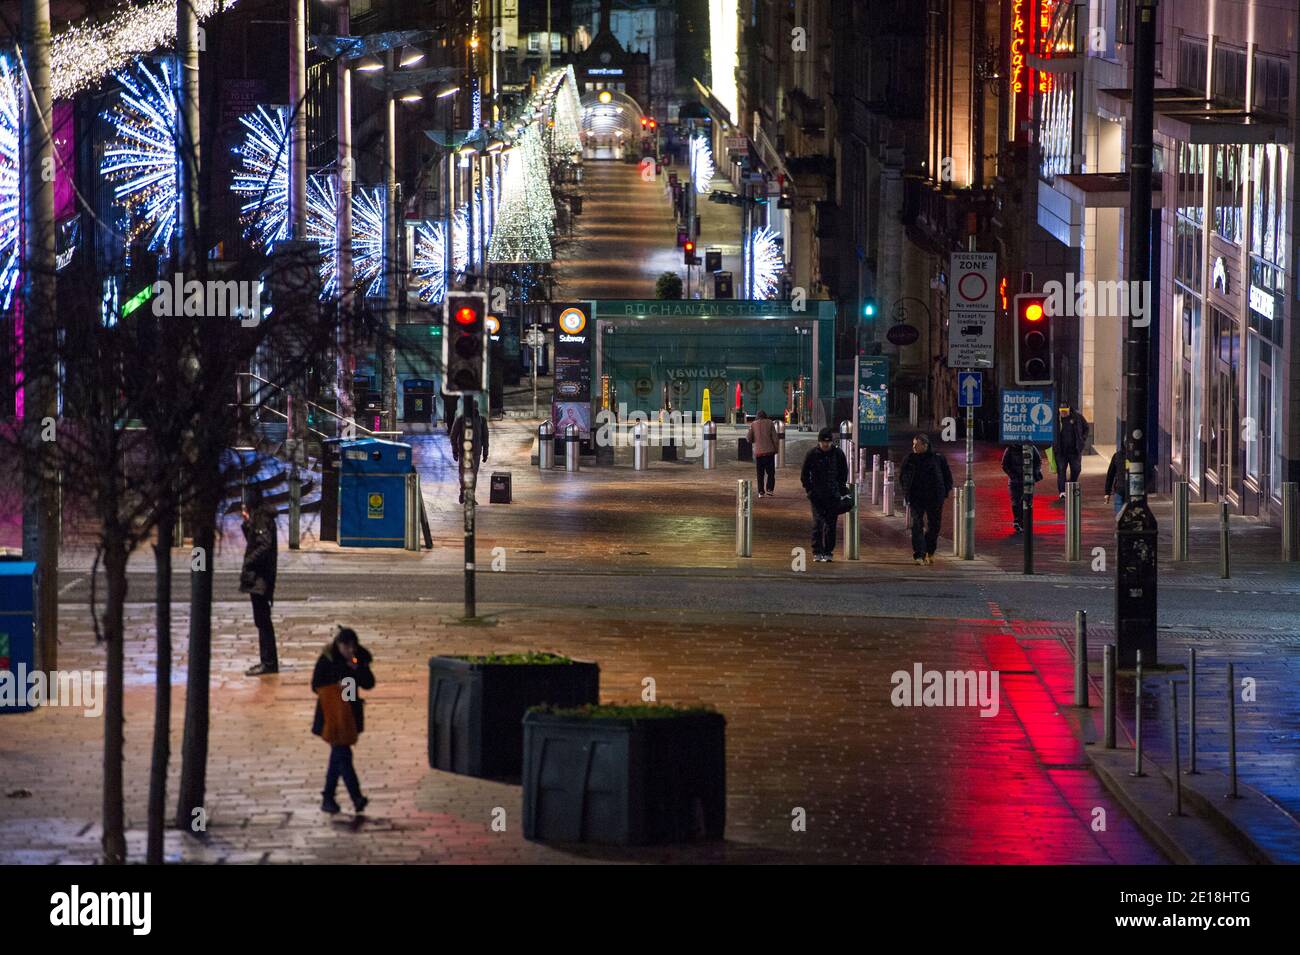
[684, 241, 695, 253]
[648, 119, 657, 129]
[454, 305, 478, 325]
[1024, 302, 1044, 322]
[640, 116, 648, 128]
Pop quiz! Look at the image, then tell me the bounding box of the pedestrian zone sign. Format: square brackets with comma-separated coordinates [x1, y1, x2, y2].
[1000, 389, 1054, 443]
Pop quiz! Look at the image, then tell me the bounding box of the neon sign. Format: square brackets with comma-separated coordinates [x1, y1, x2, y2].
[1011, 0, 1027, 95]
[1038, 0, 1057, 94]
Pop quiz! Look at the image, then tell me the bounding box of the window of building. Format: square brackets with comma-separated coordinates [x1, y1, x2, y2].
[1213, 145, 1244, 244]
[552, 33, 562, 53]
[1212, 45, 1247, 106]
[1175, 143, 1205, 292]
[1179, 37, 1207, 91]
[1245, 334, 1266, 481]
[1253, 53, 1291, 115]
[1188, 297, 1204, 486]
[528, 33, 541, 53]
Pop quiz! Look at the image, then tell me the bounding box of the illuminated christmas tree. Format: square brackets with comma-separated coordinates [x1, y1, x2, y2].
[488, 128, 553, 263]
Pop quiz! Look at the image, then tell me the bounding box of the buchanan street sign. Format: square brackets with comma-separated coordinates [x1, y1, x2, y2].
[593, 300, 835, 320]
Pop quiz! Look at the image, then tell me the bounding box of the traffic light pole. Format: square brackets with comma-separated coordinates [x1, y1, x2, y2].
[1022, 444, 1035, 574]
[962, 400, 974, 559]
[1115, 0, 1159, 667]
[461, 398, 477, 619]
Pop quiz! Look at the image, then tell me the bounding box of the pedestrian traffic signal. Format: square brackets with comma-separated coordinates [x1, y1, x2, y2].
[1013, 292, 1053, 385]
[684, 240, 698, 265]
[862, 299, 877, 319]
[443, 292, 488, 394]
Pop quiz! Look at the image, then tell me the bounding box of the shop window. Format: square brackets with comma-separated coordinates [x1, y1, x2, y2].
[1175, 217, 1202, 291]
[1213, 145, 1244, 244]
[1271, 369, 1284, 498]
[1188, 298, 1204, 486]
[1245, 334, 1267, 481]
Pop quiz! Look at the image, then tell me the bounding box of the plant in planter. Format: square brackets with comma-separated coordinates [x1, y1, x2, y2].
[427, 652, 599, 778]
[522, 703, 726, 846]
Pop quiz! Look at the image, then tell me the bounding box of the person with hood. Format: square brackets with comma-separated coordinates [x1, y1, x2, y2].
[747, 409, 779, 497]
[800, 426, 849, 562]
[1104, 442, 1133, 515]
[1001, 443, 1044, 534]
[311, 626, 375, 815]
[899, 434, 953, 565]
[240, 482, 279, 676]
[450, 396, 490, 504]
[1053, 405, 1091, 499]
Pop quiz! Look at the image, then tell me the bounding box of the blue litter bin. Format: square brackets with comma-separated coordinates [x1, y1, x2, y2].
[0, 561, 36, 714]
[339, 439, 415, 547]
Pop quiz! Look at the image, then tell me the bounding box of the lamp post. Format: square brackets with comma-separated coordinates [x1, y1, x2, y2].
[288, 0, 307, 238]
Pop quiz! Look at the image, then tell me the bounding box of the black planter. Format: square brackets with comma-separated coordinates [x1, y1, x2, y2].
[427, 657, 599, 778]
[522, 710, 726, 845]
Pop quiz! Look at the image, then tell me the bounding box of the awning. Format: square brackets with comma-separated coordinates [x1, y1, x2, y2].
[1098, 86, 1287, 145]
[692, 78, 736, 129]
[1051, 172, 1163, 209]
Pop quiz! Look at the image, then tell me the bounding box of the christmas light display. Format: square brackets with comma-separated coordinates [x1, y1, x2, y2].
[52, 0, 240, 99]
[412, 220, 448, 303]
[746, 227, 783, 300]
[231, 105, 290, 249]
[100, 58, 179, 255]
[549, 68, 583, 159]
[0, 54, 21, 310]
[488, 128, 553, 263]
[691, 134, 714, 194]
[305, 173, 339, 298]
[351, 184, 387, 298]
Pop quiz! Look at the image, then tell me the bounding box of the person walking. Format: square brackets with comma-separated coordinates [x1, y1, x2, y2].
[899, 434, 953, 566]
[800, 426, 849, 562]
[450, 397, 490, 504]
[240, 482, 279, 676]
[1001, 443, 1044, 534]
[312, 626, 374, 815]
[1053, 405, 1090, 499]
[1104, 445, 1130, 515]
[747, 410, 779, 497]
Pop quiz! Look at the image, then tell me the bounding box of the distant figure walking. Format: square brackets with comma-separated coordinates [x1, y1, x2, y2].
[747, 410, 779, 497]
[1001, 443, 1044, 534]
[450, 397, 490, 504]
[899, 434, 953, 566]
[801, 426, 849, 562]
[312, 627, 374, 815]
[1054, 405, 1090, 499]
[240, 482, 279, 676]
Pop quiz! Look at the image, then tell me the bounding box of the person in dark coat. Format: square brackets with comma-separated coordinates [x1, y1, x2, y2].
[1105, 443, 1134, 515]
[747, 410, 779, 496]
[1053, 405, 1091, 498]
[240, 482, 279, 676]
[311, 627, 375, 814]
[1001, 444, 1044, 533]
[800, 426, 849, 562]
[450, 397, 490, 504]
[899, 434, 953, 564]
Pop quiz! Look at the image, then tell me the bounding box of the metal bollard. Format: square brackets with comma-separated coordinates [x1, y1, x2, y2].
[952, 486, 964, 557]
[1227, 662, 1238, 798]
[701, 420, 716, 469]
[839, 420, 853, 469]
[1187, 648, 1198, 774]
[844, 482, 860, 560]
[1131, 649, 1145, 777]
[1170, 682, 1183, 816]
[736, 480, 753, 557]
[633, 422, 649, 470]
[1282, 482, 1299, 561]
[538, 421, 555, 470]
[775, 420, 786, 468]
[564, 424, 580, 472]
[1219, 500, 1231, 578]
[1172, 481, 1189, 560]
[871, 454, 882, 505]
[288, 463, 301, 550]
[883, 473, 894, 517]
[1103, 644, 1116, 749]
[1064, 481, 1081, 560]
[404, 472, 420, 551]
[1074, 610, 1089, 707]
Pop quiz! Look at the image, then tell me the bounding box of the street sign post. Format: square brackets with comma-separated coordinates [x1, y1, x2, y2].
[957, 371, 982, 408]
[948, 252, 997, 368]
[956, 371, 982, 559]
[853, 356, 889, 458]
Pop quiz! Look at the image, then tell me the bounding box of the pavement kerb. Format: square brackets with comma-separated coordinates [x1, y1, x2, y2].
[1062, 635, 1300, 865]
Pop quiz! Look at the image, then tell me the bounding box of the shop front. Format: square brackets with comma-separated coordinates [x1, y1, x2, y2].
[589, 299, 836, 424]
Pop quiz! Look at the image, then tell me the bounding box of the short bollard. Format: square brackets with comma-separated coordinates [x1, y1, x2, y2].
[1227, 662, 1239, 799]
[844, 483, 860, 560]
[1282, 481, 1299, 561]
[1073, 610, 1089, 707]
[736, 480, 753, 557]
[564, 424, 580, 472]
[952, 486, 964, 557]
[1188, 648, 1198, 774]
[1170, 681, 1183, 816]
[1131, 650, 1145, 777]
[633, 422, 649, 470]
[1219, 500, 1231, 578]
[775, 420, 786, 468]
[839, 420, 853, 469]
[701, 421, 716, 470]
[1103, 645, 1116, 749]
[882, 468, 894, 517]
[537, 421, 555, 470]
[871, 454, 882, 505]
[1064, 481, 1081, 561]
[1172, 481, 1189, 560]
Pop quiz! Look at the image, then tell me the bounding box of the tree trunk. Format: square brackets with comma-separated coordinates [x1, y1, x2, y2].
[101, 534, 129, 864]
[147, 501, 174, 863]
[175, 455, 219, 833]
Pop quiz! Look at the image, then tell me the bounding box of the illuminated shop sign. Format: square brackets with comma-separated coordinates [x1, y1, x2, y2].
[1038, 0, 1057, 93]
[588, 68, 624, 76]
[1011, 0, 1027, 95]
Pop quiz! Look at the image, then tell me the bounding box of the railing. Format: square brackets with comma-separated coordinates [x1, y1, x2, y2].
[236, 372, 403, 443]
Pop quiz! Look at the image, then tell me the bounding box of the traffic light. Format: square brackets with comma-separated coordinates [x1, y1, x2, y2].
[443, 291, 488, 394]
[1013, 292, 1053, 385]
[640, 116, 648, 129]
[648, 118, 657, 130]
[862, 299, 877, 319]
[684, 240, 698, 265]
